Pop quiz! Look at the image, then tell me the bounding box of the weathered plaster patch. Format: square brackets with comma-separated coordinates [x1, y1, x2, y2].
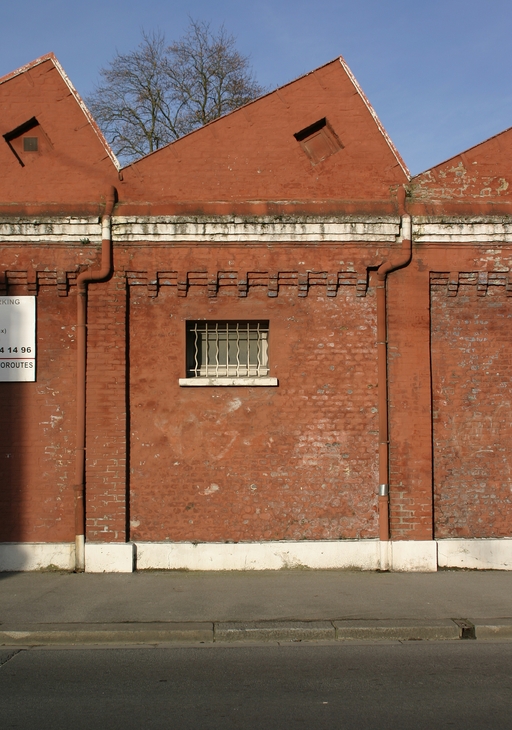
[227, 398, 242, 413]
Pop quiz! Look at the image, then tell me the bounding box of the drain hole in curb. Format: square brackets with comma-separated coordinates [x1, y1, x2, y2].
[452, 619, 476, 640]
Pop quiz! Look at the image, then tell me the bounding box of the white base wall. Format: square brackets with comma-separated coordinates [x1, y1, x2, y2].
[391, 541, 438, 572]
[0, 542, 75, 571]
[437, 539, 512, 570]
[85, 542, 134, 573]
[134, 540, 438, 572]
[135, 540, 381, 571]
[2, 539, 512, 572]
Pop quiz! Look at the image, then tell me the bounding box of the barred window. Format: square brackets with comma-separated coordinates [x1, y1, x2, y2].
[179, 321, 278, 387]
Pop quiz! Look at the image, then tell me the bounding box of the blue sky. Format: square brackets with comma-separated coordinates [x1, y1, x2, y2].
[1, 0, 510, 175]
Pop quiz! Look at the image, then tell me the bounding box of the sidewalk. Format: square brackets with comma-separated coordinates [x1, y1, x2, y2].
[1, 569, 511, 645]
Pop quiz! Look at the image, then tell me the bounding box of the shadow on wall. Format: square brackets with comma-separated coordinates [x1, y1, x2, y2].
[0, 289, 76, 572]
[0, 382, 23, 537]
[0, 377, 75, 571]
[0, 542, 75, 572]
[0, 380, 27, 568]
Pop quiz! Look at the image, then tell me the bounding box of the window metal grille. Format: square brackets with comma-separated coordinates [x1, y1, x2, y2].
[186, 321, 269, 378]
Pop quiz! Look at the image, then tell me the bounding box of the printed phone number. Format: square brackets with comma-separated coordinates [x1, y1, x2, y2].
[0, 346, 32, 353]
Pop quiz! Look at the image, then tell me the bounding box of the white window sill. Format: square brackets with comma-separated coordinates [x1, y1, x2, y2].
[179, 377, 278, 387]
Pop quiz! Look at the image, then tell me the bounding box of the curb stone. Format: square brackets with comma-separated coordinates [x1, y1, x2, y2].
[1, 619, 511, 646]
[333, 619, 460, 641]
[214, 621, 335, 642]
[0, 623, 213, 645]
[472, 619, 512, 639]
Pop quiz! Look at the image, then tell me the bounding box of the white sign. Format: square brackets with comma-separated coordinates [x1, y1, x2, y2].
[0, 296, 36, 382]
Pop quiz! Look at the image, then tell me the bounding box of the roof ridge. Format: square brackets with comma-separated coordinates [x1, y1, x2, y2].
[0, 52, 56, 86]
[338, 56, 410, 179]
[413, 124, 512, 178]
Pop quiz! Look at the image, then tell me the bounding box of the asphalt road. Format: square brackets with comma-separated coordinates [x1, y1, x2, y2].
[1, 642, 512, 729]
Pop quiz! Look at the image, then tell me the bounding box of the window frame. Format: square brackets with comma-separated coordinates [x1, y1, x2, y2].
[179, 319, 278, 387]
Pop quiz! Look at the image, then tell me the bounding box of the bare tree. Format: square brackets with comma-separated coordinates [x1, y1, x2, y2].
[87, 21, 265, 164]
[167, 19, 264, 136]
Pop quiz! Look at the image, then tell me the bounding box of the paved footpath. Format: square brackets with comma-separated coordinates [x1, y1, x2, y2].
[1, 570, 511, 645]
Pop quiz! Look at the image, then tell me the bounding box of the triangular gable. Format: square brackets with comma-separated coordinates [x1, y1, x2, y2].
[409, 126, 512, 214]
[120, 57, 409, 216]
[0, 54, 119, 214]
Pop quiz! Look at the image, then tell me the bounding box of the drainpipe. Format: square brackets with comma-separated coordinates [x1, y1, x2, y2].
[74, 186, 116, 571]
[376, 186, 411, 569]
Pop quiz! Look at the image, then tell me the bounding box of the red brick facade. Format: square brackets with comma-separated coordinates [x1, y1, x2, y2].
[431, 278, 512, 538]
[1, 54, 511, 570]
[128, 256, 379, 543]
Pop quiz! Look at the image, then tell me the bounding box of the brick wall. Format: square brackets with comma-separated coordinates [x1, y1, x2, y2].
[127, 245, 380, 542]
[3, 243, 512, 545]
[432, 279, 512, 537]
[0, 245, 128, 544]
[387, 263, 433, 540]
[85, 275, 128, 541]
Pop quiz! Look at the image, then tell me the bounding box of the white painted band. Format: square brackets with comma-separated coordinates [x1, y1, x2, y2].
[134, 540, 437, 573]
[4, 216, 512, 245]
[437, 538, 512, 570]
[113, 217, 401, 243]
[414, 219, 512, 243]
[1, 539, 511, 572]
[0, 218, 101, 242]
[85, 542, 134, 573]
[0, 542, 75, 571]
[0, 216, 401, 243]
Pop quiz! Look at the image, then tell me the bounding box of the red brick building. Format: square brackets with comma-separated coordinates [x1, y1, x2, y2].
[1, 53, 511, 571]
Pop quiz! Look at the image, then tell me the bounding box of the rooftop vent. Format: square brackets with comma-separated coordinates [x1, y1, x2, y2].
[294, 118, 343, 165]
[3, 117, 45, 167]
[23, 137, 38, 152]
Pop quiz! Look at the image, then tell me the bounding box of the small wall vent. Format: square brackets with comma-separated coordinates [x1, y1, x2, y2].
[294, 118, 343, 165]
[3, 117, 47, 167]
[23, 137, 38, 152]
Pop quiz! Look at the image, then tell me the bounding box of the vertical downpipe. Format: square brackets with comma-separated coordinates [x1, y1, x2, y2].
[74, 187, 116, 571]
[376, 187, 411, 570]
